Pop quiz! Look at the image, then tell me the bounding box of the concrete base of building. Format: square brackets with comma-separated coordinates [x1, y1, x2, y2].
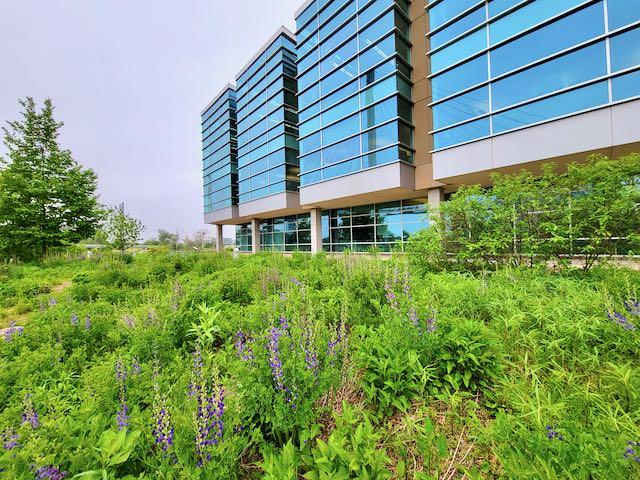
[214, 224, 224, 253]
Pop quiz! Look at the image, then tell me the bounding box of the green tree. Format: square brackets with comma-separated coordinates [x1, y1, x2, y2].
[157, 229, 179, 250]
[0, 98, 102, 259]
[104, 203, 145, 254]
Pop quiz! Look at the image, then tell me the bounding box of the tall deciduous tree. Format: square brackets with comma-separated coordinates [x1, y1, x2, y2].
[104, 203, 145, 254]
[0, 98, 102, 259]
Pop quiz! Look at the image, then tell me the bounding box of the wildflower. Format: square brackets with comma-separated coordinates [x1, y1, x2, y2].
[384, 280, 398, 310]
[22, 394, 39, 429]
[233, 424, 245, 434]
[624, 299, 640, 317]
[402, 271, 411, 299]
[408, 306, 420, 329]
[122, 314, 136, 329]
[302, 324, 319, 376]
[266, 327, 285, 392]
[70, 313, 79, 327]
[190, 346, 226, 467]
[48, 298, 57, 307]
[1, 428, 20, 450]
[4, 321, 23, 342]
[234, 331, 254, 362]
[426, 309, 438, 333]
[607, 311, 637, 331]
[545, 424, 564, 441]
[115, 358, 129, 430]
[84, 314, 91, 330]
[34, 465, 67, 480]
[131, 357, 141, 375]
[151, 365, 174, 452]
[291, 277, 303, 287]
[279, 292, 287, 301]
[279, 316, 290, 333]
[624, 440, 640, 463]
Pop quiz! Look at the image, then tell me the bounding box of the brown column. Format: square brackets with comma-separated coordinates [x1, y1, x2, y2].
[251, 218, 261, 253]
[215, 224, 224, 253]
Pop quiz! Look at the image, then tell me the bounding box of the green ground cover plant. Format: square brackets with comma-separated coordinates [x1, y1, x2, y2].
[0, 251, 639, 479]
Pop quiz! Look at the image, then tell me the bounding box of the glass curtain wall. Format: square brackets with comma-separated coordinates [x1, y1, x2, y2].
[236, 33, 300, 203]
[428, 0, 640, 150]
[321, 199, 428, 252]
[296, 0, 415, 186]
[202, 88, 238, 213]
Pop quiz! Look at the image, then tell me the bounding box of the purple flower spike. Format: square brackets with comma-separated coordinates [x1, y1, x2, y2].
[84, 315, 91, 330]
[34, 465, 67, 480]
[131, 357, 141, 375]
[624, 299, 640, 317]
[607, 311, 637, 331]
[21, 394, 39, 429]
[624, 440, 640, 463]
[4, 321, 23, 342]
[115, 359, 129, 430]
[545, 424, 564, 441]
[152, 366, 174, 453]
[291, 277, 303, 287]
[70, 313, 79, 327]
[1, 427, 20, 450]
[234, 331, 254, 362]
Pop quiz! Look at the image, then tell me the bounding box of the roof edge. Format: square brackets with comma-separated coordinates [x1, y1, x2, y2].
[235, 26, 296, 81]
[200, 83, 236, 116]
[294, 0, 316, 20]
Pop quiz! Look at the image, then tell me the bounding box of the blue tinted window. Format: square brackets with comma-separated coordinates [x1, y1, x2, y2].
[300, 115, 321, 137]
[320, 18, 357, 57]
[359, 34, 395, 72]
[323, 136, 360, 165]
[488, 0, 520, 18]
[608, 0, 640, 30]
[493, 81, 609, 133]
[324, 158, 360, 180]
[431, 54, 488, 101]
[359, 11, 394, 50]
[323, 94, 359, 124]
[491, 2, 605, 77]
[492, 42, 607, 109]
[610, 27, 640, 73]
[361, 96, 396, 128]
[362, 121, 398, 153]
[490, 0, 585, 45]
[433, 117, 490, 149]
[321, 59, 358, 95]
[322, 113, 359, 145]
[360, 75, 396, 106]
[430, 0, 481, 31]
[430, 6, 485, 49]
[431, 27, 487, 73]
[320, 38, 357, 75]
[433, 86, 490, 130]
[301, 151, 322, 172]
[363, 145, 399, 168]
[320, 1, 356, 40]
[300, 85, 320, 110]
[359, 0, 394, 28]
[612, 70, 640, 101]
[322, 79, 358, 109]
[299, 67, 319, 91]
[361, 58, 396, 88]
[300, 131, 321, 155]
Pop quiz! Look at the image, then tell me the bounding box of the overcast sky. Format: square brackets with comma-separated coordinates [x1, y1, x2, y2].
[0, 0, 301, 240]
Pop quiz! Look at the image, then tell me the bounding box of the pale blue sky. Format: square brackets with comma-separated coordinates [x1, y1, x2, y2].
[0, 0, 301, 240]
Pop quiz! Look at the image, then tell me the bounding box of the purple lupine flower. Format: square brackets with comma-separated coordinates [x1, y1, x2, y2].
[408, 306, 420, 329]
[545, 424, 565, 441]
[624, 440, 640, 463]
[279, 316, 290, 333]
[48, 298, 57, 307]
[131, 357, 141, 375]
[402, 271, 411, 299]
[189, 347, 204, 397]
[302, 324, 319, 376]
[115, 359, 129, 430]
[1, 428, 20, 450]
[624, 299, 640, 317]
[151, 366, 174, 453]
[426, 308, 438, 333]
[70, 313, 79, 327]
[607, 311, 637, 331]
[234, 331, 254, 362]
[266, 327, 285, 392]
[291, 277, 303, 287]
[233, 424, 245, 434]
[84, 314, 91, 330]
[34, 465, 67, 480]
[279, 292, 287, 301]
[4, 321, 23, 342]
[21, 394, 39, 429]
[384, 280, 398, 310]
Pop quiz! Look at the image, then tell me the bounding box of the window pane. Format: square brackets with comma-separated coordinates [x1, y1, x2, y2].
[323, 136, 360, 165]
[431, 28, 487, 73]
[361, 121, 398, 153]
[363, 145, 398, 168]
[608, 0, 640, 30]
[492, 81, 609, 133]
[321, 59, 358, 95]
[610, 27, 640, 73]
[612, 69, 640, 101]
[323, 94, 359, 125]
[325, 157, 360, 179]
[429, 0, 481, 31]
[430, 5, 485, 49]
[361, 96, 396, 129]
[490, 0, 585, 45]
[359, 34, 395, 72]
[432, 85, 489, 129]
[434, 117, 490, 149]
[490, 2, 605, 77]
[360, 75, 396, 106]
[322, 113, 359, 145]
[432, 54, 488, 101]
[492, 42, 607, 110]
[359, 11, 394, 50]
